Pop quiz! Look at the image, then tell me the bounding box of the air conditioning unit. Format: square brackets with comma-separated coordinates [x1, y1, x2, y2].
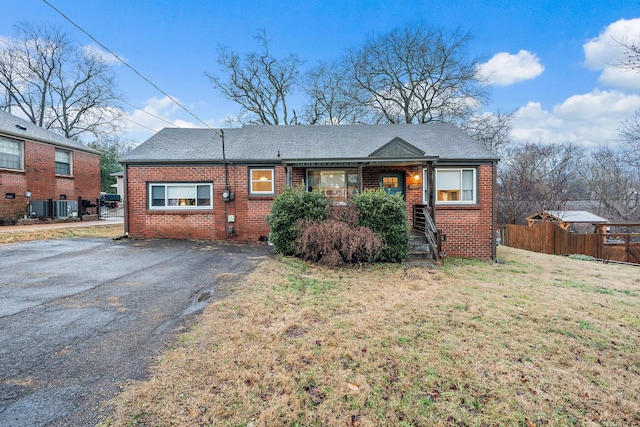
[29, 200, 78, 218]
[53, 200, 78, 218]
[30, 200, 50, 218]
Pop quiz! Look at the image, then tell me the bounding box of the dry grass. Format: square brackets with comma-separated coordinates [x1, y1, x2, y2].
[104, 246, 640, 427]
[0, 223, 124, 244]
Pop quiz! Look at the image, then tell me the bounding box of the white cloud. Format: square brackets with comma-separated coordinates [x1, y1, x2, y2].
[123, 96, 202, 142]
[477, 50, 544, 86]
[80, 44, 126, 65]
[81, 44, 123, 65]
[583, 18, 640, 89]
[511, 90, 640, 147]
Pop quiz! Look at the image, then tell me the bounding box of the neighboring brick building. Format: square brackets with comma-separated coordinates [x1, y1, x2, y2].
[121, 124, 499, 259]
[0, 110, 101, 223]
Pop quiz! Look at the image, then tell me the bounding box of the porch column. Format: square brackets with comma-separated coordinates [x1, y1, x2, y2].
[357, 163, 363, 193]
[285, 164, 293, 187]
[425, 161, 436, 212]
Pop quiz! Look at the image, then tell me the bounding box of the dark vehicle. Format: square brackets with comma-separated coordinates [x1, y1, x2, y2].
[100, 192, 121, 208]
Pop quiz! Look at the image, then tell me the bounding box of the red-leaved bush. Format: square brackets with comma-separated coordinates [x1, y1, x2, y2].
[326, 204, 359, 228]
[295, 219, 383, 266]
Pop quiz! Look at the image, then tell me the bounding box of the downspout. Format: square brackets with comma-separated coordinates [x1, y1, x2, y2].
[221, 129, 229, 238]
[491, 160, 498, 261]
[221, 129, 229, 194]
[123, 163, 129, 236]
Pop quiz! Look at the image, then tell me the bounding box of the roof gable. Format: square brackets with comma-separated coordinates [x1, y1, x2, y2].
[369, 137, 425, 158]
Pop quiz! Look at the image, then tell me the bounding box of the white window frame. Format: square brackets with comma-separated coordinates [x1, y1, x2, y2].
[249, 168, 275, 195]
[433, 168, 477, 205]
[0, 137, 23, 170]
[55, 148, 72, 176]
[148, 182, 213, 210]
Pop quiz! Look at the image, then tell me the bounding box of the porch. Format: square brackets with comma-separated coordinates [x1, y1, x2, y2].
[284, 159, 442, 263]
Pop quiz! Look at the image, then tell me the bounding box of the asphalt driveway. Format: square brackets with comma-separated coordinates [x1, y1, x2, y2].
[0, 237, 273, 426]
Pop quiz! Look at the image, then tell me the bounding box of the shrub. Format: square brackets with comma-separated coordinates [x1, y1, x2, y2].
[266, 185, 329, 255]
[296, 219, 383, 266]
[353, 189, 410, 262]
[326, 204, 359, 228]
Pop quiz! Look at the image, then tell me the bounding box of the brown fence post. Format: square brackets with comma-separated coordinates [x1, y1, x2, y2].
[625, 236, 631, 263]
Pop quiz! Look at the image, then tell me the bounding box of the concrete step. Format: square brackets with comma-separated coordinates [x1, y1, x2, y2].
[405, 250, 435, 262]
[408, 229, 435, 262]
[409, 242, 431, 252]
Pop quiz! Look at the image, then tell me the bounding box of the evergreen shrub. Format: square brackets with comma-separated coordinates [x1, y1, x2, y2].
[353, 189, 410, 262]
[266, 185, 329, 255]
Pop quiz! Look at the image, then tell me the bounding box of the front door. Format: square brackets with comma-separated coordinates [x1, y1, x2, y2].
[380, 173, 404, 197]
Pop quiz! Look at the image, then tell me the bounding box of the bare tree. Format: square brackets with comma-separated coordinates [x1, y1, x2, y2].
[459, 110, 513, 155]
[346, 23, 487, 125]
[498, 142, 583, 224]
[617, 34, 640, 73]
[0, 22, 123, 139]
[302, 60, 369, 124]
[582, 146, 640, 222]
[619, 111, 640, 169]
[206, 30, 303, 125]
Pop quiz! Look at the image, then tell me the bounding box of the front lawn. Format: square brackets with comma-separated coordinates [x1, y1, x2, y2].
[104, 246, 640, 426]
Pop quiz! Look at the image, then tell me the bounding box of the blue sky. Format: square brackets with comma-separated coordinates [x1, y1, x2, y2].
[2, 0, 640, 148]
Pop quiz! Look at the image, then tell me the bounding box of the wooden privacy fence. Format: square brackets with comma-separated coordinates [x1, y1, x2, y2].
[497, 223, 640, 265]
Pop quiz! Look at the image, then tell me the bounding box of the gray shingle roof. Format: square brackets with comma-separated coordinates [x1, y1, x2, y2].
[122, 123, 499, 164]
[0, 110, 99, 154]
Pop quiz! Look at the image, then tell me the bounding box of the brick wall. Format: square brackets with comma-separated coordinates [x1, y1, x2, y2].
[0, 138, 100, 222]
[126, 162, 495, 259]
[126, 164, 286, 241]
[435, 164, 495, 259]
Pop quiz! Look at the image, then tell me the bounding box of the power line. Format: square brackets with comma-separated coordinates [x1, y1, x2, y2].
[2, 30, 180, 131]
[40, 0, 213, 129]
[120, 99, 180, 128]
[122, 116, 159, 133]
